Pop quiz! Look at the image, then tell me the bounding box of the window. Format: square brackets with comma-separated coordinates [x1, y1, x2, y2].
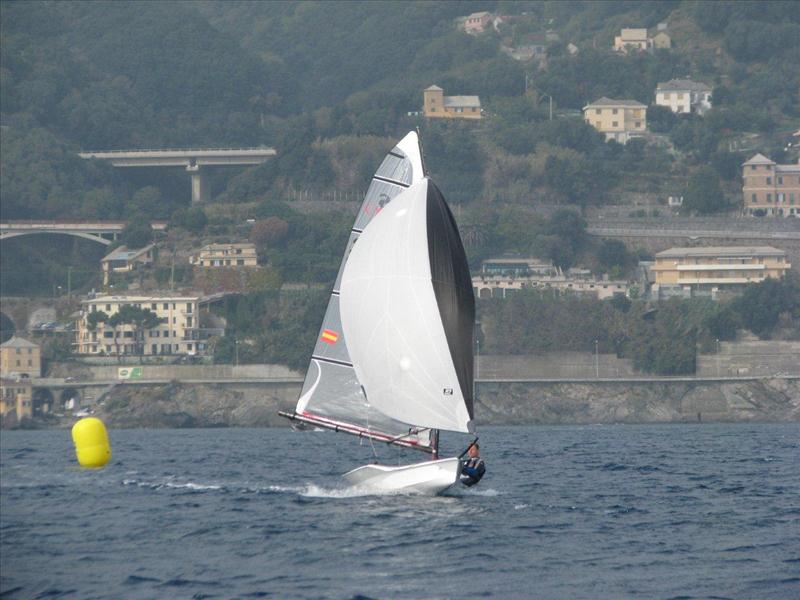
[751, 193, 757, 203]
[15, 348, 20, 355]
[635, 121, 641, 128]
[106, 304, 111, 311]
[172, 303, 176, 310]
[595, 109, 601, 115]
[104, 332, 113, 338]
[236, 249, 242, 254]
[750, 165, 756, 171]
[791, 193, 796, 204]
[612, 108, 618, 115]
[237, 259, 244, 265]
[778, 193, 784, 203]
[778, 176, 783, 185]
[186, 303, 193, 313]
[767, 193, 772, 203]
[151, 303, 157, 310]
[612, 121, 619, 127]
[27, 360, 32, 366]
[172, 317, 176, 324]
[766, 177, 772, 185]
[123, 331, 133, 338]
[163, 303, 169, 310]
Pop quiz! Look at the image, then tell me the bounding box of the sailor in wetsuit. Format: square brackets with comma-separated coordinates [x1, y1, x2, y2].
[460, 442, 485, 487]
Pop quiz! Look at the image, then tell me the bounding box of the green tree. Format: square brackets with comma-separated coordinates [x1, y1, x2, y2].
[120, 219, 153, 248]
[683, 167, 728, 214]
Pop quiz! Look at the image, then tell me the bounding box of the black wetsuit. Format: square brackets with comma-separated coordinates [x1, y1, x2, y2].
[460, 456, 486, 487]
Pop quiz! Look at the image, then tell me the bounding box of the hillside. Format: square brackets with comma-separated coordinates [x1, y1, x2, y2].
[1, 0, 799, 298]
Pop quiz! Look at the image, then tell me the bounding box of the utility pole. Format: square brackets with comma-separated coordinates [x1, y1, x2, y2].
[595, 340, 600, 378]
[67, 267, 72, 296]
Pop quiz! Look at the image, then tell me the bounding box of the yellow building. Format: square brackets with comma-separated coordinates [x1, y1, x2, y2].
[0, 336, 41, 378]
[191, 243, 258, 267]
[76, 294, 204, 356]
[583, 97, 647, 144]
[741, 154, 800, 217]
[423, 85, 482, 120]
[0, 378, 33, 422]
[651, 246, 791, 297]
[614, 28, 651, 53]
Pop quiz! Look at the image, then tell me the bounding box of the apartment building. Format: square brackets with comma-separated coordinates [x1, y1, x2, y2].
[742, 154, 800, 217]
[423, 85, 482, 120]
[655, 79, 712, 115]
[651, 246, 791, 298]
[583, 97, 647, 143]
[0, 336, 41, 378]
[191, 243, 258, 267]
[76, 294, 204, 356]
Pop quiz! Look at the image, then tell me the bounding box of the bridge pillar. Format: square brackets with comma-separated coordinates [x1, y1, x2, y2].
[187, 165, 210, 203]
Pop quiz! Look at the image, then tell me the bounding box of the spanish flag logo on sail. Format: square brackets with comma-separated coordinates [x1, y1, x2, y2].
[320, 329, 339, 345]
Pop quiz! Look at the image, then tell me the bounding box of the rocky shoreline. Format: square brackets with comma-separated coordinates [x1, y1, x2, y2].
[8, 378, 799, 430]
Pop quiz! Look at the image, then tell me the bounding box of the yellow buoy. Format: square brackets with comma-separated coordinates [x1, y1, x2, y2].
[71, 417, 111, 468]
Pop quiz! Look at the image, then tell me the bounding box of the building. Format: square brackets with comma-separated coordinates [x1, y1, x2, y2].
[463, 11, 492, 33]
[480, 257, 559, 278]
[652, 31, 672, 49]
[423, 85, 482, 120]
[0, 378, 33, 422]
[651, 246, 791, 298]
[101, 244, 156, 285]
[0, 336, 41, 378]
[583, 97, 647, 143]
[655, 79, 712, 115]
[473, 263, 629, 300]
[742, 154, 800, 217]
[75, 294, 205, 356]
[190, 243, 258, 267]
[613, 28, 651, 53]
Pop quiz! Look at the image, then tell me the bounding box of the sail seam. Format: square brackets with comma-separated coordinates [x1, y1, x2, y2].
[388, 150, 405, 159]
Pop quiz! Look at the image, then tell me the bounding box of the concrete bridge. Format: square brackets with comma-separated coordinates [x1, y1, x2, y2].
[0, 220, 168, 246]
[79, 147, 277, 203]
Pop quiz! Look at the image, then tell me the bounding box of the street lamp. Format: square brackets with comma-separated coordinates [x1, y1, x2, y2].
[716, 338, 720, 377]
[234, 339, 239, 366]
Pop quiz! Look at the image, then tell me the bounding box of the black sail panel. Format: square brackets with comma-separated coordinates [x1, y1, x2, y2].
[425, 181, 475, 419]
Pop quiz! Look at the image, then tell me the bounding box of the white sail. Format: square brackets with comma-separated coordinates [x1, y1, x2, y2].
[339, 178, 475, 433]
[291, 132, 431, 445]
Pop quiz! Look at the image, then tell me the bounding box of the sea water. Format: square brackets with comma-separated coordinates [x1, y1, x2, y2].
[1, 424, 798, 599]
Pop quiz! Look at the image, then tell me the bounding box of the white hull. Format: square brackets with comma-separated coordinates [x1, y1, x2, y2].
[342, 457, 461, 495]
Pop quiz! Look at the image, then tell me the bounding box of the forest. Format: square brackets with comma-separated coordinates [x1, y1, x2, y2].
[2, 1, 799, 374]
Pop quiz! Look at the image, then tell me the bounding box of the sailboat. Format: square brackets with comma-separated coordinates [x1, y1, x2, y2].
[280, 132, 476, 494]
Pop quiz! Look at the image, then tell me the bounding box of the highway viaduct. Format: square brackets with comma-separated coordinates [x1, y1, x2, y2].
[79, 147, 277, 203]
[0, 220, 168, 246]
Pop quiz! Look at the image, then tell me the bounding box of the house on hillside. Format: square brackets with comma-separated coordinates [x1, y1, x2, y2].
[190, 243, 258, 267]
[613, 28, 651, 53]
[101, 244, 156, 285]
[423, 85, 482, 120]
[463, 11, 492, 34]
[653, 31, 671, 49]
[583, 97, 647, 144]
[741, 154, 800, 217]
[655, 79, 712, 115]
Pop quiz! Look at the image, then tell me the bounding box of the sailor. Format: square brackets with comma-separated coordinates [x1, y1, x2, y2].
[460, 443, 485, 487]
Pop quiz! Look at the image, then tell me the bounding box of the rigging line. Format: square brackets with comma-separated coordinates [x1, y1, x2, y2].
[362, 385, 379, 461]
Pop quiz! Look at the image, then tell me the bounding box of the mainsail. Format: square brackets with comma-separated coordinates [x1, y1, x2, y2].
[287, 132, 433, 450]
[339, 178, 475, 433]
